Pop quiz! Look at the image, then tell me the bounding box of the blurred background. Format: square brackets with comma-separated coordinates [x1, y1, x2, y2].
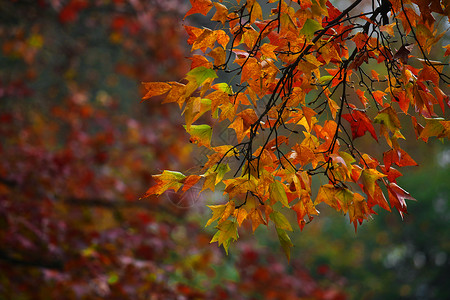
[0, 0, 448, 299]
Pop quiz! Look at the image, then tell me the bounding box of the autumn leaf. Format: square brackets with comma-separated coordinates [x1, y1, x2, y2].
[419, 118, 450, 141]
[185, 0, 213, 19]
[210, 220, 238, 254]
[184, 124, 212, 147]
[374, 105, 401, 133]
[387, 183, 415, 219]
[343, 110, 378, 141]
[248, 208, 267, 232]
[276, 228, 293, 261]
[211, 2, 228, 25]
[141, 82, 171, 101]
[359, 169, 386, 198]
[186, 66, 218, 86]
[300, 19, 324, 40]
[315, 184, 339, 209]
[141, 170, 186, 198]
[270, 210, 293, 231]
[383, 148, 418, 169]
[141, 0, 450, 254]
[182, 174, 202, 192]
[269, 181, 289, 207]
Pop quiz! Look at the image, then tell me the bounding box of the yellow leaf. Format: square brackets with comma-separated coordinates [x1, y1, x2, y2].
[211, 2, 228, 25]
[141, 170, 186, 198]
[235, 207, 248, 226]
[359, 169, 386, 198]
[206, 203, 227, 227]
[261, 44, 278, 60]
[184, 124, 212, 148]
[380, 23, 395, 36]
[315, 184, 338, 209]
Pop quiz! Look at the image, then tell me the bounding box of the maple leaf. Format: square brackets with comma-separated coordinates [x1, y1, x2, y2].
[343, 110, 378, 141]
[142, 0, 450, 256]
[300, 19, 324, 40]
[248, 208, 267, 232]
[269, 181, 289, 207]
[419, 118, 450, 141]
[315, 184, 339, 210]
[383, 148, 418, 169]
[270, 210, 293, 231]
[210, 220, 239, 254]
[205, 200, 235, 227]
[211, 2, 228, 25]
[374, 105, 401, 134]
[182, 175, 202, 192]
[359, 168, 386, 198]
[276, 228, 293, 261]
[141, 82, 171, 101]
[141, 170, 186, 198]
[292, 196, 318, 230]
[387, 183, 415, 219]
[186, 66, 218, 86]
[185, 0, 213, 19]
[184, 124, 212, 147]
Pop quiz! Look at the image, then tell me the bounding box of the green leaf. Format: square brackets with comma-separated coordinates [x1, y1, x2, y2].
[270, 210, 293, 231]
[215, 163, 231, 184]
[186, 66, 218, 86]
[318, 75, 333, 84]
[276, 228, 293, 261]
[269, 180, 289, 207]
[184, 124, 212, 147]
[300, 19, 324, 40]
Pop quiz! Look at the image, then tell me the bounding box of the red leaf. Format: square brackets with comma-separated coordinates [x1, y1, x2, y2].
[387, 183, 415, 219]
[342, 110, 378, 141]
[383, 148, 418, 170]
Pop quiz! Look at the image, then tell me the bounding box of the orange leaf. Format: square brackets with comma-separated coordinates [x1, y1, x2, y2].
[211, 2, 228, 25]
[315, 184, 339, 209]
[141, 82, 171, 101]
[372, 90, 386, 106]
[356, 89, 368, 107]
[185, 0, 213, 19]
[141, 171, 186, 198]
[248, 208, 266, 232]
[182, 175, 202, 192]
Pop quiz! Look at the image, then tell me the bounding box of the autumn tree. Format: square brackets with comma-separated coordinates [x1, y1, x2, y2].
[142, 0, 450, 258]
[0, 1, 354, 299]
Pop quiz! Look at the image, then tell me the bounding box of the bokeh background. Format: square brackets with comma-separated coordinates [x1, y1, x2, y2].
[0, 1, 449, 299]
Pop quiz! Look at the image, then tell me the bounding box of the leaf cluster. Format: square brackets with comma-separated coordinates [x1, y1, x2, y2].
[143, 0, 450, 258]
